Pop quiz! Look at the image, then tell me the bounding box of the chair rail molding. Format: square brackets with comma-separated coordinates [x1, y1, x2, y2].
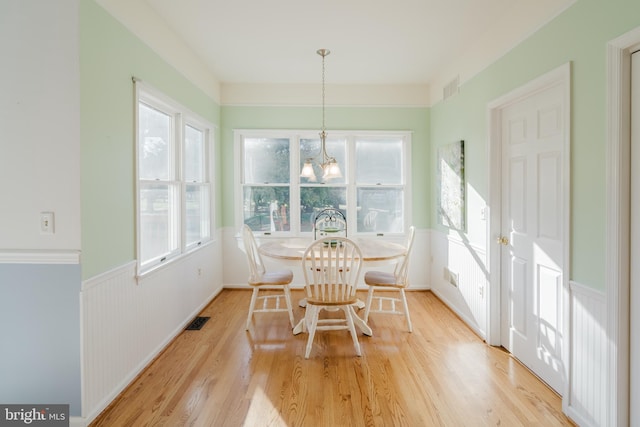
[0, 250, 80, 264]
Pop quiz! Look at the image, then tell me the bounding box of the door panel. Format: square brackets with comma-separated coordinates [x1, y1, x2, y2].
[537, 265, 561, 365]
[538, 152, 561, 240]
[511, 257, 527, 335]
[500, 83, 565, 393]
[509, 157, 527, 232]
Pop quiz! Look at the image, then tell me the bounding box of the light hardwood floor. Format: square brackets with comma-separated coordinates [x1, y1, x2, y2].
[91, 290, 575, 426]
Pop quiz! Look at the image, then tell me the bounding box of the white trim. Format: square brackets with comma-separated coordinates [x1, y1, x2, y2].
[134, 78, 218, 129]
[135, 240, 215, 283]
[134, 79, 217, 276]
[605, 25, 640, 427]
[486, 62, 571, 403]
[0, 250, 80, 264]
[570, 280, 606, 300]
[81, 260, 137, 291]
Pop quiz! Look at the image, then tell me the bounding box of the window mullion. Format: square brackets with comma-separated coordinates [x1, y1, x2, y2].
[290, 135, 301, 234]
[346, 135, 357, 234]
[174, 112, 185, 252]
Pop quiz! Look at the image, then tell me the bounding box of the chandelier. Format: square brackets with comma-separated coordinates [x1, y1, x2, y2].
[300, 49, 343, 182]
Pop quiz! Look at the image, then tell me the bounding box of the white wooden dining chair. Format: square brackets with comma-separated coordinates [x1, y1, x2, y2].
[363, 226, 416, 332]
[242, 225, 296, 331]
[301, 237, 364, 358]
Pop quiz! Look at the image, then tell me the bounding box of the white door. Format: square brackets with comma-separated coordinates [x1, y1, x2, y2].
[630, 49, 640, 424]
[499, 83, 565, 393]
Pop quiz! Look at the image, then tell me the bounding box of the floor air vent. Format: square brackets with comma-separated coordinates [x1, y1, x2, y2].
[185, 316, 210, 330]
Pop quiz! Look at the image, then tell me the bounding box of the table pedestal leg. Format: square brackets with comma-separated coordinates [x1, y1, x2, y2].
[293, 318, 305, 335]
[350, 307, 372, 336]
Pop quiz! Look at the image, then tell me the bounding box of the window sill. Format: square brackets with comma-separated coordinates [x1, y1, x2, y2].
[136, 240, 215, 283]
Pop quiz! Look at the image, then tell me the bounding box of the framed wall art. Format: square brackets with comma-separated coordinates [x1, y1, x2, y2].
[437, 140, 465, 230]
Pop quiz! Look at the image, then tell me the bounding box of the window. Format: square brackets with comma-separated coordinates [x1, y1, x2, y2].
[237, 130, 410, 236]
[136, 83, 214, 273]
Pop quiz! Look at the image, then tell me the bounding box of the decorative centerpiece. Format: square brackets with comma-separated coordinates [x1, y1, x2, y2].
[322, 227, 341, 247]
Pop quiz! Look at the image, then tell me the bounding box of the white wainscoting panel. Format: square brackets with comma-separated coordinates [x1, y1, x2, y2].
[429, 230, 488, 338]
[567, 281, 607, 427]
[80, 239, 223, 424]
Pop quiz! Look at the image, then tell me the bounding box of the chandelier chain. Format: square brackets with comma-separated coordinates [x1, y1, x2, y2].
[321, 52, 326, 133]
[299, 49, 341, 181]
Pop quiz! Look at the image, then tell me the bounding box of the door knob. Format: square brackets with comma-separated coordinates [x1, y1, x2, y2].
[497, 236, 509, 245]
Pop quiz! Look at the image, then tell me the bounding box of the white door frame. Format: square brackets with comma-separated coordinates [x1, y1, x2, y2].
[606, 26, 640, 427]
[486, 62, 571, 403]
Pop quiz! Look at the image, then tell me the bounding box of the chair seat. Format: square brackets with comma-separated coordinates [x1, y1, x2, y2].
[306, 296, 358, 306]
[364, 270, 404, 288]
[250, 269, 293, 286]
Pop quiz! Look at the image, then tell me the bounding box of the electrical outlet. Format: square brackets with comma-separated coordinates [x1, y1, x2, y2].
[449, 271, 458, 287]
[444, 267, 458, 287]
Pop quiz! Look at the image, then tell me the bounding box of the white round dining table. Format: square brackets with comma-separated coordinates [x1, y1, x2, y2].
[258, 237, 406, 264]
[258, 237, 406, 336]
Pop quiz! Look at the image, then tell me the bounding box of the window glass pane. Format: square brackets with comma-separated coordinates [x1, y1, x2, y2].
[300, 137, 346, 184]
[186, 184, 209, 246]
[357, 187, 404, 233]
[140, 183, 179, 264]
[243, 186, 290, 232]
[244, 138, 290, 184]
[300, 187, 346, 231]
[185, 125, 204, 182]
[356, 138, 403, 184]
[139, 102, 172, 180]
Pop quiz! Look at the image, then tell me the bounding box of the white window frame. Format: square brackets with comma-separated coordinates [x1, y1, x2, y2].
[135, 81, 215, 276]
[234, 129, 412, 237]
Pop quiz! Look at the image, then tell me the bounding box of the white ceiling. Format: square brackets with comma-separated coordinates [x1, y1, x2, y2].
[99, 0, 575, 87]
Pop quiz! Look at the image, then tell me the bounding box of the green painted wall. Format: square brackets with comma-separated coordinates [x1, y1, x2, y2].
[79, 0, 640, 290]
[80, 0, 221, 279]
[220, 106, 430, 230]
[430, 0, 640, 290]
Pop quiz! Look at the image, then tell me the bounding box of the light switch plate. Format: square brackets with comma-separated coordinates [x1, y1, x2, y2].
[40, 212, 54, 234]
